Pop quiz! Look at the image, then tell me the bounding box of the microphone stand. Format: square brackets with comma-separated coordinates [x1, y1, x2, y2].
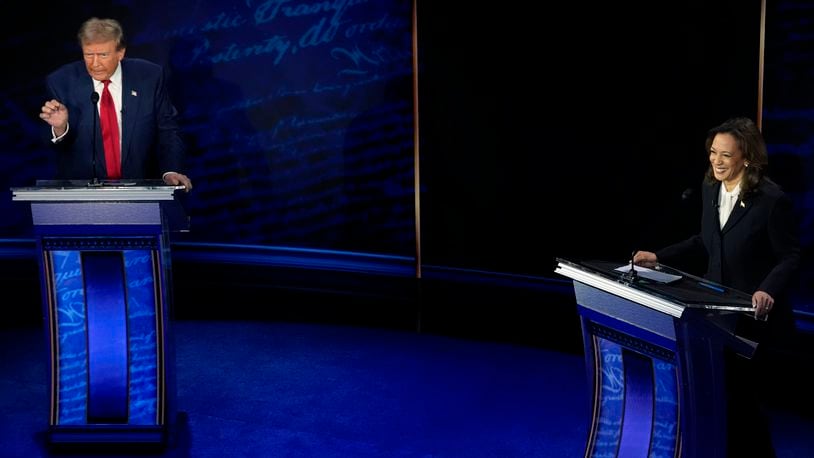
[89, 91, 101, 187]
[622, 250, 638, 283]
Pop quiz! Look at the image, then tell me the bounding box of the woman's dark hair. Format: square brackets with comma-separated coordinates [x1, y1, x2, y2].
[704, 117, 766, 199]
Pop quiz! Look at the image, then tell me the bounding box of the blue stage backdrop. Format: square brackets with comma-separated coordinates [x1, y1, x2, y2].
[1, 1, 416, 257]
[1, 1, 812, 315]
[764, 0, 814, 313]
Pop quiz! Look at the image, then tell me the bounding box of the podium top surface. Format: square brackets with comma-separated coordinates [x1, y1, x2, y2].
[555, 258, 754, 317]
[11, 180, 185, 202]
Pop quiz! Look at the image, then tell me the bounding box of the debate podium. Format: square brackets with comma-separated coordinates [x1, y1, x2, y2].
[11, 180, 187, 447]
[555, 258, 759, 458]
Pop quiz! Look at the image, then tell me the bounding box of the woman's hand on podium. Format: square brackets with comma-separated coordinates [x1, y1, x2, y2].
[752, 290, 774, 320]
[633, 251, 658, 269]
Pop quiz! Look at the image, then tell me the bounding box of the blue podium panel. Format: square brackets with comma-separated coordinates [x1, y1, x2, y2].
[42, 238, 169, 442]
[556, 259, 757, 458]
[84, 251, 129, 424]
[12, 182, 183, 446]
[580, 303, 680, 458]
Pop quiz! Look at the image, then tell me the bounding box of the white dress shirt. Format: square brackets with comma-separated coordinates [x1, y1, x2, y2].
[718, 181, 741, 229]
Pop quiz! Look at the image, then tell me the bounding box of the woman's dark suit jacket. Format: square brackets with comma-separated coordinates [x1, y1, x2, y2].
[657, 177, 800, 332]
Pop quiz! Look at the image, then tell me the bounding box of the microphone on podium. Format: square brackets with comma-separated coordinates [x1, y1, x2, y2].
[623, 250, 638, 283]
[90, 91, 101, 186]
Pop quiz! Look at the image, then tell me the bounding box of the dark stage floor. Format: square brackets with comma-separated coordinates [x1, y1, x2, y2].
[1, 320, 813, 457]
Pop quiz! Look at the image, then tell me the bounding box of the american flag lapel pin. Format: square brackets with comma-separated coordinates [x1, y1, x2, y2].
[131, 90, 138, 97]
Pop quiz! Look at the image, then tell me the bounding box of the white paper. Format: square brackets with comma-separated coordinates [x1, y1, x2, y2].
[615, 264, 682, 284]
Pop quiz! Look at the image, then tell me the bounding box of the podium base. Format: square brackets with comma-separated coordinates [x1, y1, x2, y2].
[47, 424, 167, 446]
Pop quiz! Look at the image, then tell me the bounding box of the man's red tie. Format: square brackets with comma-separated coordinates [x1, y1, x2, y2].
[99, 80, 121, 179]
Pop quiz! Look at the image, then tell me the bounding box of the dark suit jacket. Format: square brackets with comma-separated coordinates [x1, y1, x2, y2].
[45, 58, 185, 180]
[657, 177, 800, 301]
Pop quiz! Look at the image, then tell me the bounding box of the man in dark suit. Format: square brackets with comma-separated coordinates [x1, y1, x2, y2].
[39, 17, 192, 191]
[634, 117, 801, 457]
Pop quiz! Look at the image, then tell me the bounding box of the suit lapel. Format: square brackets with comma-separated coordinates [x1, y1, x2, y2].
[722, 195, 751, 234]
[710, 182, 722, 228]
[120, 61, 139, 168]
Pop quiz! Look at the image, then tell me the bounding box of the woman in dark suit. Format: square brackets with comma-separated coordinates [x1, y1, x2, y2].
[635, 117, 801, 458]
